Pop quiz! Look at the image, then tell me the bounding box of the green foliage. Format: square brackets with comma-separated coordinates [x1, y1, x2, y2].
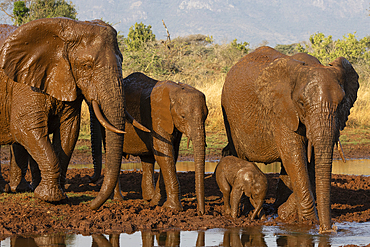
[274, 44, 298, 55]
[25, 0, 77, 23]
[13, 1, 29, 26]
[231, 39, 249, 54]
[297, 32, 370, 65]
[123, 22, 156, 51]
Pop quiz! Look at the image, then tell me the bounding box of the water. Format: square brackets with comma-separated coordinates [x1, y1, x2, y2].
[3, 222, 370, 246]
[4, 159, 370, 246]
[69, 158, 370, 176]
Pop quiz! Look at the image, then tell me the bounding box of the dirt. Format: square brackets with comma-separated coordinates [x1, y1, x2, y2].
[0, 139, 369, 245]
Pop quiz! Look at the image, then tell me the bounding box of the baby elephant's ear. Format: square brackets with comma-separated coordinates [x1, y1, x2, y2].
[150, 81, 175, 134]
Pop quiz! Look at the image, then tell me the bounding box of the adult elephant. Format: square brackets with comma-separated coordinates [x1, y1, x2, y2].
[90, 72, 208, 214]
[0, 17, 129, 208]
[221, 46, 359, 232]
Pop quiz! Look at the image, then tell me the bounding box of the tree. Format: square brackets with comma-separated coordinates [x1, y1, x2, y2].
[26, 0, 77, 22]
[124, 22, 156, 51]
[297, 32, 370, 65]
[1, 0, 77, 26]
[13, 1, 29, 25]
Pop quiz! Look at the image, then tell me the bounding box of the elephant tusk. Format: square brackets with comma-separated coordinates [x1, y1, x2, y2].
[92, 100, 126, 134]
[125, 110, 151, 132]
[337, 140, 346, 163]
[307, 140, 312, 163]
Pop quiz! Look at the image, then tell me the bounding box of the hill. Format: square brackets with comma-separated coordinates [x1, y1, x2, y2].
[73, 0, 370, 46]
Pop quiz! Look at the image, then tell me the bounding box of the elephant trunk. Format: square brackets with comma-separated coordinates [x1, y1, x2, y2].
[313, 138, 335, 233]
[90, 78, 125, 210]
[309, 108, 336, 233]
[191, 124, 206, 215]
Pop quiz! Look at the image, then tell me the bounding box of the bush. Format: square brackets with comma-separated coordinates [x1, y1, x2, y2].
[297, 32, 370, 65]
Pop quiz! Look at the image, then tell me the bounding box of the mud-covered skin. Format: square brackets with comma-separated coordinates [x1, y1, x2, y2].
[0, 18, 126, 206]
[90, 72, 208, 215]
[215, 156, 268, 219]
[221, 46, 359, 232]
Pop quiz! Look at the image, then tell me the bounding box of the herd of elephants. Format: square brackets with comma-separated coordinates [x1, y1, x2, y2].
[0, 17, 360, 234]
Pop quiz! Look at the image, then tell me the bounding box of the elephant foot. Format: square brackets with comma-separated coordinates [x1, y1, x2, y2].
[34, 180, 66, 202]
[142, 188, 155, 201]
[112, 190, 124, 201]
[0, 180, 10, 193]
[10, 178, 33, 192]
[277, 194, 299, 222]
[163, 199, 183, 212]
[223, 205, 231, 217]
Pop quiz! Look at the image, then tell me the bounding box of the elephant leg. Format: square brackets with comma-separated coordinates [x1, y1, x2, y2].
[26, 136, 65, 201]
[217, 176, 232, 216]
[29, 156, 41, 190]
[150, 169, 167, 206]
[112, 177, 124, 201]
[140, 155, 156, 201]
[274, 165, 293, 212]
[153, 155, 182, 211]
[52, 108, 81, 190]
[9, 143, 32, 192]
[230, 187, 243, 218]
[0, 147, 10, 193]
[278, 136, 317, 223]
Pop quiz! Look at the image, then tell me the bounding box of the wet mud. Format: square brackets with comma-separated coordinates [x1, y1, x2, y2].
[0, 143, 369, 243]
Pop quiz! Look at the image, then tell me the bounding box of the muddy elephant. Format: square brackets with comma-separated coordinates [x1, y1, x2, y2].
[0, 17, 129, 207]
[90, 72, 208, 214]
[221, 46, 359, 232]
[215, 156, 267, 219]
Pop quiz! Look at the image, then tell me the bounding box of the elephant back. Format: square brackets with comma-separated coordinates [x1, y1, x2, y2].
[123, 72, 158, 123]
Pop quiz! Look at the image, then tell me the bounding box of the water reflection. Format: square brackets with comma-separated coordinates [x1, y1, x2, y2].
[4, 222, 370, 247]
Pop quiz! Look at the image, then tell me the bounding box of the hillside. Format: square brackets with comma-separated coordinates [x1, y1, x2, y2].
[73, 0, 370, 46]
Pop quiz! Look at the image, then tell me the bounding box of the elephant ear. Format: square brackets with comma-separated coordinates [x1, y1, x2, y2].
[255, 58, 302, 131]
[329, 57, 359, 131]
[150, 81, 175, 134]
[0, 18, 78, 101]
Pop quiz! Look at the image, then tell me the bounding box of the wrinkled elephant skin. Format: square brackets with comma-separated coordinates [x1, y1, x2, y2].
[90, 72, 208, 214]
[215, 156, 268, 219]
[0, 18, 126, 206]
[221, 46, 359, 232]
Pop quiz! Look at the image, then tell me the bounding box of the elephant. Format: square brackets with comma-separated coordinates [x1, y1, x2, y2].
[221, 46, 359, 232]
[90, 72, 208, 214]
[215, 156, 267, 219]
[0, 17, 132, 208]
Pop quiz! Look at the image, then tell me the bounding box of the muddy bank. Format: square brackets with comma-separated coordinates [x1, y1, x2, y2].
[0, 162, 370, 239]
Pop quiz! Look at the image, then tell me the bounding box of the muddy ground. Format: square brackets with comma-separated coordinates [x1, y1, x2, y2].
[0, 141, 369, 246]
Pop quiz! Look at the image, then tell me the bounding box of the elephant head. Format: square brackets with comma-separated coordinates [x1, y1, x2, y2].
[257, 50, 359, 232]
[0, 18, 126, 208]
[150, 81, 208, 214]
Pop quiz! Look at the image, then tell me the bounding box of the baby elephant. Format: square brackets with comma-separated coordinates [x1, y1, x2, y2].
[215, 156, 268, 219]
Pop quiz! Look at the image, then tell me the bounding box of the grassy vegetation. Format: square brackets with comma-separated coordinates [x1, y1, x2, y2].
[78, 32, 370, 158]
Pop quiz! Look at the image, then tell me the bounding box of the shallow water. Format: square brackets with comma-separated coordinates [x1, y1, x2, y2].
[3, 222, 370, 246]
[69, 158, 370, 176]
